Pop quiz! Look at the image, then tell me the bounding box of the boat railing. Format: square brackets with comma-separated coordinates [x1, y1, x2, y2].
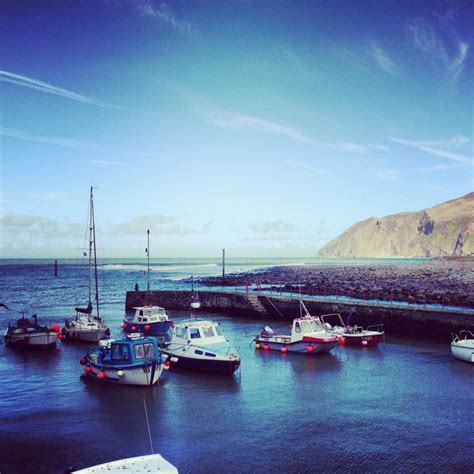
[366, 324, 384, 333]
[452, 330, 474, 342]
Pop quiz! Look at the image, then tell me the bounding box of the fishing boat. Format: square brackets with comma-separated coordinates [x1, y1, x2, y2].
[122, 230, 173, 343]
[320, 313, 384, 346]
[3, 313, 60, 349]
[162, 302, 240, 375]
[451, 331, 474, 363]
[254, 302, 338, 354]
[63, 187, 110, 343]
[69, 454, 178, 473]
[81, 334, 169, 386]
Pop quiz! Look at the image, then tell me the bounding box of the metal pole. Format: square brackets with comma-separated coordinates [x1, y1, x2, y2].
[147, 229, 150, 292]
[54, 259, 58, 277]
[222, 248, 225, 283]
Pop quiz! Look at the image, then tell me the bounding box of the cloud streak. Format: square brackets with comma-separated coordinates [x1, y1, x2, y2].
[286, 160, 333, 176]
[204, 110, 316, 145]
[370, 43, 398, 75]
[389, 135, 471, 164]
[0, 70, 155, 114]
[135, 1, 193, 34]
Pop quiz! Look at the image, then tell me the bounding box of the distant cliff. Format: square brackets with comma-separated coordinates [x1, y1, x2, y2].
[318, 193, 474, 258]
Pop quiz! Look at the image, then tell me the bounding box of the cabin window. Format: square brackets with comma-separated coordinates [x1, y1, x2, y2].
[203, 327, 215, 338]
[205, 352, 216, 358]
[194, 349, 203, 355]
[176, 327, 186, 339]
[301, 321, 311, 333]
[139, 310, 143, 316]
[134, 343, 155, 359]
[142, 317, 148, 322]
[215, 326, 222, 336]
[310, 320, 320, 331]
[138, 317, 142, 322]
[111, 344, 130, 361]
[190, 328, 201, 339]
[295, 322, 301, 333]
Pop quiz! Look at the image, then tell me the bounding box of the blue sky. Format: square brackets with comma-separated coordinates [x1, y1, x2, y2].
[0, 0, 472, 258]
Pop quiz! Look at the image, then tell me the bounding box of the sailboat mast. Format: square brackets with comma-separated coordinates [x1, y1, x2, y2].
[88, 188, 93, 306]
[147, 229, 150, 292]
[90, 186, 100, 320]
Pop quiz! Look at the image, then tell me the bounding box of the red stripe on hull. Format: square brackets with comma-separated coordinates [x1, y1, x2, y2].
[303, 336, 338, 343]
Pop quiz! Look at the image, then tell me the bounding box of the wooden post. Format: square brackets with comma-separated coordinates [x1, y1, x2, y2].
[54, 259, 58, 276]
[222, 248, 225, 283]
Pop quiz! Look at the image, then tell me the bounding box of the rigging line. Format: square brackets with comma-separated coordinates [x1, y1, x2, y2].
[143, 397, 154, 455]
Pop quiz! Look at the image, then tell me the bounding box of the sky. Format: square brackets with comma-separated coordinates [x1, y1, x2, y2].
[0, 0, 473, 258]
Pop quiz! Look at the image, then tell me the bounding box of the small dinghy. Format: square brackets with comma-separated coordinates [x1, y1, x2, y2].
[162, 302, 240, 375]
[451, 331, 474, 363]
[3, 313, 60, 349]
[254, 302, 338, 354]
[320, 313, 384, 346]
[69, 454, 178, 473]
[81, 334, 169, 386]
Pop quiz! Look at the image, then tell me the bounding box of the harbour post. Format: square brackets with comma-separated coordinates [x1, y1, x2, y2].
[54, 259, 58, 277]
[222, 248, 225, 283]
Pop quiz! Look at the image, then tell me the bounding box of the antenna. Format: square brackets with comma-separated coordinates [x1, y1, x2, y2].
[143, 397, 154, 454]
[147, 229, 150, 292]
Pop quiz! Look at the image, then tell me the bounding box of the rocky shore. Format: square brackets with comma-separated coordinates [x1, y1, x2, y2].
[200, 257, 474, 308]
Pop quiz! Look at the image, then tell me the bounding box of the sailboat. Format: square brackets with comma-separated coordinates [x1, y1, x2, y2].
[62, 187, 110, 342]
[122, 230, 173, 344]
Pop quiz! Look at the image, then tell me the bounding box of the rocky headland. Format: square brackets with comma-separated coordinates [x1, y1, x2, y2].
[200, 257, 474, 308]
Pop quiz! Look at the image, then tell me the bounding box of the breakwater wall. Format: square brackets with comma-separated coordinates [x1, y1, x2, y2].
[125, 290, 474, 340]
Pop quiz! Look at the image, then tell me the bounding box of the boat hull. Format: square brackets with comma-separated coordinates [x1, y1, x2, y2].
[4, 330, 57, 349]
[63, 326, 109, 343]
[85, 361, 163, 386]
[164, 351, 240, 375]
[123, 320, 172, 341]
[255, 337, 337, 354]
[451, 342, 474, 363]
[340, 332, 384, 346]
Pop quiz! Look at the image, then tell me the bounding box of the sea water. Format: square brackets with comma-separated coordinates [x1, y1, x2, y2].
[0, 259, 472, 473]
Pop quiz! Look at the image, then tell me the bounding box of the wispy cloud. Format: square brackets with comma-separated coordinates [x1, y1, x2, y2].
[1, 126, 109, 153]
[0, 70, 144, 112]
[86, 159, 124, 168]
[249, 220, 299, 235]
[389, 135, 471, 164]
[135, 0, 193, 34]
[204, 110, 316, 145]
[369, 43, 398, 75]
[414, 164, 450, 173]
[406, 17, 469, 85]
[285, 160, 334, 176]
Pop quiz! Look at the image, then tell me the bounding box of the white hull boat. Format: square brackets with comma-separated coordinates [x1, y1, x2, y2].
[451, 331, 474, 363]
[4, 314, 59, 349]
[70, 453, 178, 473]
[63, 316, 109, 343]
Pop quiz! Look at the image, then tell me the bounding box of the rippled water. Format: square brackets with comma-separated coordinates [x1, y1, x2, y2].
[0, 262, 472, 473]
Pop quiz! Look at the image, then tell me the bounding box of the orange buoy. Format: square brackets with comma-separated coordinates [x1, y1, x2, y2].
[281, 346, 288, 353]
[84, 366, 93, 374]
[121, 322, 127, 329]
[263, 344, 270, 351]
[164, 361, 171, 367]
[97, 370, 106, 379]
[339, 337, 346, 345]
[144, 324, 151, 331]
[51, 324, 61, 333]
[131, 326, 137, 332]
[306, 345, 314, 353]
[255, 343, 261, 349]
[362, 340, 368, 346]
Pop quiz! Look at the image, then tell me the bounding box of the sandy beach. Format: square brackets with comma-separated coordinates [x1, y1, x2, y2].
[201, 257, 474, 308]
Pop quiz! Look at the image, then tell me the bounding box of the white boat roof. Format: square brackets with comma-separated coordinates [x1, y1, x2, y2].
[72, 454, 178, 473]
[133, 306, 167, 311]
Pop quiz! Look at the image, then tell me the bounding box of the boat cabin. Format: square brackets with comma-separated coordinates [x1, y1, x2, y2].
[173, 320, 226, 345]
[290, 316, 326, 340]
[96, 336, 161, 366]
[130, 306, 169, 324]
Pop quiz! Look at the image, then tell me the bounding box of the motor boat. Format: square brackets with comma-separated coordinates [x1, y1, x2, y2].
[451, 331, 474, 363]
[4, 313, 60, 349]
[69, 454, 178, 473]
[122, 306, 173, 344]
[162, 302, 240, 375]
[81, 334, 169, 386]
[320, 313, 384, 346]
[254, 302, 338, 354]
